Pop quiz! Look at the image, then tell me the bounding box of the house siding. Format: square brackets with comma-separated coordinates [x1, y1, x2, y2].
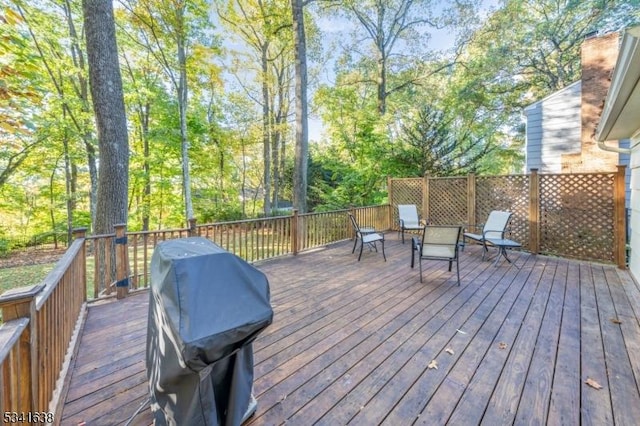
[630, 136, 640, 282]
[524, 81, 582, 173]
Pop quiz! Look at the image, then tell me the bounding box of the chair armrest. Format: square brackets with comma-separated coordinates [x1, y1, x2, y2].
[482, 228, 507, 239]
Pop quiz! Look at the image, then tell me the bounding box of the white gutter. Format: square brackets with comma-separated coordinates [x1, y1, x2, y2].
[596, 136, 633, 154]
[595, 26, 640, 154]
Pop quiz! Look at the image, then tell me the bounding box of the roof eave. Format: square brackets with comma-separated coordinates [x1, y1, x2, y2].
[595, 26, 640, 143]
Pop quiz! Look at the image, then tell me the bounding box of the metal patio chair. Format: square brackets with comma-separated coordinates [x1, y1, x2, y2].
[412, 225, 463, 285]
[398, 204, 425, 243]
[349, 213, 386, 261]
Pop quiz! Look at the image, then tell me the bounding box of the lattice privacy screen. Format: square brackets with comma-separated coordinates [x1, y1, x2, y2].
[389, 178, 424, 229]
[539, 173, 615, 262]
[388, 171, 619, 263]
[476, 175, 530, 247]
[428, 177, 467, 226]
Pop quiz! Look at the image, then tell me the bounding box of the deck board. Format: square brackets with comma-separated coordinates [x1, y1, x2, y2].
[59, 237, 640, 425]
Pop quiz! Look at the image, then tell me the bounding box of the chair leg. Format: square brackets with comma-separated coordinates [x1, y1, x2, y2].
[358, 240, 364, 261]
[456, 257, 460, 286]
[381, 240, 386, 261]
[419, 258, 423, 283]
[448, 260, 452, 271]
[401, 228, 405, 243]
[352, 237, 358, 254]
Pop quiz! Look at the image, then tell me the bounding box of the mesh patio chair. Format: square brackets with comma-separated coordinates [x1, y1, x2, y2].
[397, 204, 425, 243]
[411, 225, 463, 285]
[462, 211, 513, 260]
[349, 213, 386, 261]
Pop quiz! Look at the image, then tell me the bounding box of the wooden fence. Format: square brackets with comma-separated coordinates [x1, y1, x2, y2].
[388, 167, 627, 267]
[0, 229, 87, 418]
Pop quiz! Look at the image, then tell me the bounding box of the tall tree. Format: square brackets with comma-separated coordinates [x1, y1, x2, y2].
[332, 0, 475, 115]
[216, 0, 293, 216]
[82, 0, 129, 233]
[291, 0, 309, 212]
[9, 0, 100, 229]
[119, 0, 211, 224]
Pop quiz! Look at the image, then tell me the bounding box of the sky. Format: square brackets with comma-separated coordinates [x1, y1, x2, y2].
[305, 0, 502, 140]
[216, 1, 502, 141]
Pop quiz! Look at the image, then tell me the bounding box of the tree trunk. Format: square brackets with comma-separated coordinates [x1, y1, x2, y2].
[261, 44, 272, 216]
[177, 38, 194, 223]
[64, 0, 98, 229]
[377, 51, 386, 115]
[82, 0, 129, 234]
[63, 134, 74, 244]
[142, 102, 151, 231]
[292, 0, 309, 213]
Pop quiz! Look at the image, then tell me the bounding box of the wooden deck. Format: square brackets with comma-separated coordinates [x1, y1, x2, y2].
[59, 237, 640, 425]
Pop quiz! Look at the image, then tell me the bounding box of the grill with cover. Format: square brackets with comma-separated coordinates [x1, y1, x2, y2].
[146, 237, 273, 425]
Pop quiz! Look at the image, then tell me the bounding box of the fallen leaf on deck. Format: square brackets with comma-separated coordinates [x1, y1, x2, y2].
[498, 342, 508, 350]
[610, 318, 622, 324]
[456, 329, 467, 334]
[428, 360, 438, 369]
[445, 348, 455, 355]
[585, 378, 603, 390]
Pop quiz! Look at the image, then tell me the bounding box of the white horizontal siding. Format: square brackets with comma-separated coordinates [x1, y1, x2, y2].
[525, 82, 582, 173]
[630, 141, 639, 283]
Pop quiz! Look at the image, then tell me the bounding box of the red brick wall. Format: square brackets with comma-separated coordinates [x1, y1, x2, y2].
[562, 32, 621, 173]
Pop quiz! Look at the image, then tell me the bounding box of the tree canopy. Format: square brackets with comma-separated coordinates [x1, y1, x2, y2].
[1, 0, 638, 243]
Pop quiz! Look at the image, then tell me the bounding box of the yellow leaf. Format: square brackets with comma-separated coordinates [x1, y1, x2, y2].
[4, 8, 23, 25]
[428, 360, 438, 369]
[610, 318, 622, 324]
[445, 348, 454, 355]
[585, 378, 603, 390]
[498, 342, 508, 350]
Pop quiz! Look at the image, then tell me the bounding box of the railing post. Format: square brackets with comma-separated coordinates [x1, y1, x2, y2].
[114, 224, 129, 299]
[387, 176, 393, 230]
[291, 209, 299, 255]
[188, 217, 197, 237]
[423, 174, 429, 223]
[614, 165, 627, 268]
[467, 173, 476, 229]
[0, 285, 43, 414]
[529, 168, 540, 254]
[73, 228, 88, 303]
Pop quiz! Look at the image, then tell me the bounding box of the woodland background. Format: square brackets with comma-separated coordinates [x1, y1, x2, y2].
[1, 0, 638, 253]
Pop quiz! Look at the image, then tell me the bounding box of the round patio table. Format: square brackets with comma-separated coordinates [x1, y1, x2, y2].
[486, 238, 521, 266]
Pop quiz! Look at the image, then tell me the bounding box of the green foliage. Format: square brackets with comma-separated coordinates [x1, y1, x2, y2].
[2, 0, 634, 242]
[0, 239, 13, 258]
[199, 203, 244, 223]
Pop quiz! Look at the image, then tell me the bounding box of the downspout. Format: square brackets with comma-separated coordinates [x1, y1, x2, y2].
[595, 129, 640, 154]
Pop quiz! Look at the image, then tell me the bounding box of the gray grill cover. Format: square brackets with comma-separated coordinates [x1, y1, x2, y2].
[146, 237, 273, 425]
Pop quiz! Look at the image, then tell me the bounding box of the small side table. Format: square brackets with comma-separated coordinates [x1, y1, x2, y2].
[486, 238, 521, 267]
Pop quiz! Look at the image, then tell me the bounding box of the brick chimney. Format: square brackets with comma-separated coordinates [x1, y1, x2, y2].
[563, 31, 620, 172]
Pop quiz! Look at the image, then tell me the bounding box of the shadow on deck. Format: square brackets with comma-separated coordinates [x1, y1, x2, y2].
[60, 236, 640, 425]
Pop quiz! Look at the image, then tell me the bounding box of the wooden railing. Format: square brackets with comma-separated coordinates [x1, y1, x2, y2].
[0, 228, 87, 417]
[84, 205, 392, 300]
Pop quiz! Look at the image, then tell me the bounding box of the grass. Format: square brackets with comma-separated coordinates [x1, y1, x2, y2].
[0, 263, 56, 295]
